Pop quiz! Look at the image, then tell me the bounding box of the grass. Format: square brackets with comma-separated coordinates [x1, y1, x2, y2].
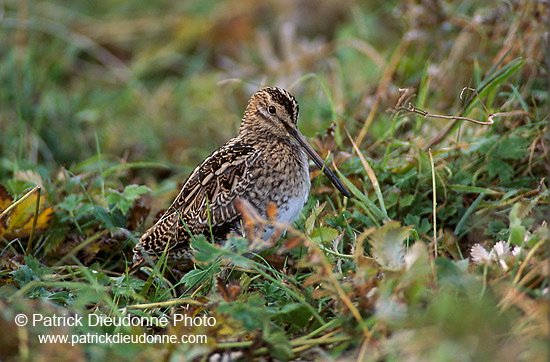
[1, 0, 548, 361]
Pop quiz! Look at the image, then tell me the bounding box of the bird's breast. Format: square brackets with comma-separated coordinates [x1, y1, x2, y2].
[272, 147, 310, 224]
[246, 142, 311, 225]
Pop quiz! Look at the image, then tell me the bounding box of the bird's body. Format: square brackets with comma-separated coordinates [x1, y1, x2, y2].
[133, 87, 349, 266]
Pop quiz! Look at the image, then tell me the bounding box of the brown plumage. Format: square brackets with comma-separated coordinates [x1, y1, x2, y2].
[132, 87, 349, 267]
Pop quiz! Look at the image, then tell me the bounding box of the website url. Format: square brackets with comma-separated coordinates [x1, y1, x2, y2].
[38, 332, 208, 346]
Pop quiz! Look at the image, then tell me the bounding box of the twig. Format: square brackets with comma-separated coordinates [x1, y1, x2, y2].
[428, 149, 437, 259]
[0, 185, 42, 255]
[125, 299, 209, 310]
[0, 185, 41, 219]
[389, 88, 495, 125]
[26, 187, 41, 255]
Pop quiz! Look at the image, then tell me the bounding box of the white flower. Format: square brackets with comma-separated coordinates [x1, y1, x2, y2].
[494, 241, 512, 270]
[470, 241, 521, 271]
[493, 241, 509, 257]
[470, 244, 491, 264]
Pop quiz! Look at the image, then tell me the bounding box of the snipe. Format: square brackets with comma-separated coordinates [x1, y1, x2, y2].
[133, 87, 350, 267]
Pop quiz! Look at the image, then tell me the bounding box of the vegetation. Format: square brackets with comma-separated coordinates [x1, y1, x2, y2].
[1, 0, 548, 360]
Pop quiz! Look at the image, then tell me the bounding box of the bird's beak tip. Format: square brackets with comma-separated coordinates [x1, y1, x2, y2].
[287, 127, 351, 198]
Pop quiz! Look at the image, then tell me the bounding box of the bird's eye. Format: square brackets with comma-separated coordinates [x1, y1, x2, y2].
[268, 106, 276, 114]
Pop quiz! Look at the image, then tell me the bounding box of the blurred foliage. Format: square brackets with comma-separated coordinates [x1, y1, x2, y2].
[0, 0, 548, 360]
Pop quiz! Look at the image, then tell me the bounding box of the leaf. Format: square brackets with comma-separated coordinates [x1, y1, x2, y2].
[122, 185, 151, 200]
[58, 194, 85, 213]
[404, 242, 429, 271]
[218, 294, 268, 332]
[107, 185, 150, 214]
[508, 203, 527, 246]
[487, 158, 513, 183]
[0, 188, 53, 238]
[370, 221, 411, 269]
[304, 202, 326, 235]
[14, 170, 44, 188]
[0, 184, 13, 211]
[227, 254, 253, 268]
[399, 242, 432, 303]
[224, 236, 250, 255]
[263, 325, 292, 361]
[192, 235, 222, 263]
[274, 302, 312, 331]
[404, 214, 420, 227]
[492, 136, 530, 160]
[435, 258, 472, 288]
[6, 193, 39, 228]
[486, 220, 507, 237]
[47, 291, 73, 306]
[310, 227, 339, 245]
[181, 268, 215, 288]
[93, 207, 125, 229]
[399, 194, 415, 208]
[10, 256, 52, 286]
[20, 207, 54, 233]
[112, 275, 147, 297]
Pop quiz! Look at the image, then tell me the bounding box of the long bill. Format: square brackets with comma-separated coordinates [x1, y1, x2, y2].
[287, 126, 351, 198]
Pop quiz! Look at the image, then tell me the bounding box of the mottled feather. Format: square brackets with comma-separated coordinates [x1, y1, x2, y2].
[133, 139, 261, 264]
[132, 87, 349, 267]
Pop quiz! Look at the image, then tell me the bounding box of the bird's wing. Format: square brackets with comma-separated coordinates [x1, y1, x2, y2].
[133, 139, 261, 263]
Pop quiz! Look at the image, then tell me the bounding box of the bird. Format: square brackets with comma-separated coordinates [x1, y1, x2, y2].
[132, 87, 350, 268]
